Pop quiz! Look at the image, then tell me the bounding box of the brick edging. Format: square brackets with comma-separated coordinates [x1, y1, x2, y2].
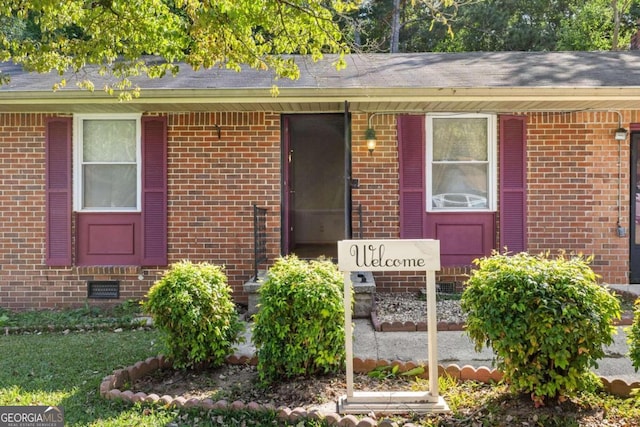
[100, 355, 640, 427]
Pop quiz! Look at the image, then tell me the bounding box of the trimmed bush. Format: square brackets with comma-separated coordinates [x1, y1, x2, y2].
[252, 255, 347, 385]
[627, 298, 640, 371]
[461, 251, 621, 405]
[142, 260, 244, 369]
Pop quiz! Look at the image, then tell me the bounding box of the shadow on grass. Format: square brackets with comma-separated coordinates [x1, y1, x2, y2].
[0, 329, 182, 426]
[0, 328, 328, 426]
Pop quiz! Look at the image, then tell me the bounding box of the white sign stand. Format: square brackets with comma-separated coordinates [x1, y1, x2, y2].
[337, 239, 450, 414]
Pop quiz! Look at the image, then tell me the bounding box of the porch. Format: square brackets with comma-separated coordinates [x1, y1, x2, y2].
[242, 204, 376, 318]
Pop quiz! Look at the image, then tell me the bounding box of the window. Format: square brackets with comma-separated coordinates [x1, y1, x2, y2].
[426, 113, 497, 212]
[47, 116, 167, 267]
[74, 114, 141, 211]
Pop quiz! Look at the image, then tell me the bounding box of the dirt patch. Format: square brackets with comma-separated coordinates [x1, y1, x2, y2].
[131, 362, 417, 412]
[129, 362, 632, 426]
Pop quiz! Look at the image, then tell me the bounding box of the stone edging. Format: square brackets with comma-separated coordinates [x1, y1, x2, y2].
[370, 309, 465, 332]
[100, 355, 640, 427]
[370, 310, 635, 333]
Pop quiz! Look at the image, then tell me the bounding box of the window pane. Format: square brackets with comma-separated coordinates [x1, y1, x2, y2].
[83, 120, 137, 162]
[432, 163, 488, 208]
[83, 164, 136, 208]
[432, 118, 488, 161]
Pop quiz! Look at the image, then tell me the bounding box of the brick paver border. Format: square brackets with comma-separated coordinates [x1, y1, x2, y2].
[100, 355, 640, 427]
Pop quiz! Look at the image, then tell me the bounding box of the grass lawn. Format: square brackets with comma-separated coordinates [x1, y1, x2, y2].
[0, 328, 303, 426]
[0, 303, 321, 426]
[1, 301, 640, 426]
[0, 329, 173, 426]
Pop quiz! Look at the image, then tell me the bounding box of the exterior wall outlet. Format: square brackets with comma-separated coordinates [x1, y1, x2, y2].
[617, 225, 627, 238]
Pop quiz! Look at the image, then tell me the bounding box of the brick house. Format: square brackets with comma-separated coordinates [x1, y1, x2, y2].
[2, 51, 640, 310]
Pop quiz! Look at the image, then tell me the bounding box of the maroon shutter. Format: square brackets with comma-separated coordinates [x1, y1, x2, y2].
[45, 117, 72, 266]
[499, 115, 527, 253]
[398, 115, 426, 238]
[141, 116, 168, 266]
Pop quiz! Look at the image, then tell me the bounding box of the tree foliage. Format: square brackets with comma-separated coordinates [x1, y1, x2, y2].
[354, 0, 640, 53]
[450, 0, 580, 51]
[0, 0, 357, 97]
[558, 0, 637, 50]
[352, 0, 478, 52]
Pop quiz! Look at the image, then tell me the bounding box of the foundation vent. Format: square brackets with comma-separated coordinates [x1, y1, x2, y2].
[87, 281, 120, 299]
[436, 282, 456, 294]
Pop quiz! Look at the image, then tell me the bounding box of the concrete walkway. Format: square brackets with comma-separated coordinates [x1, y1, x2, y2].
[236, 284, 640, 384]
[352, 320, 639, 384]
[238, 321, 640, 385]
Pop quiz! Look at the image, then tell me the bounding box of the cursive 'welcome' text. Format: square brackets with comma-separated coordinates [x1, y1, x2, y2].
[349, 244, 426, 269]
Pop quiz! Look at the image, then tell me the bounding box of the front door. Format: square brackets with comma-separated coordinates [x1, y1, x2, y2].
[282, 114, 349, 259]
[630, 132, 640, 282]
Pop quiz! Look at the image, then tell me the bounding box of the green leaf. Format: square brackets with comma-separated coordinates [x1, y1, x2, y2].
[142, 261, 243, 369]
[252, 255, 350, 385]
[400, 366, 425, 377]
[0, 0, 357, 98]
[461, 251, 621, 403]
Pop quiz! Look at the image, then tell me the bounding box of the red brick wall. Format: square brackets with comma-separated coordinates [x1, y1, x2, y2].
[0, 110, 636, 310]
[165, 112, 282, 302]
[526, 111, 631, 284]
[0, 113, 49, 309]
[351, 112, 399, 240]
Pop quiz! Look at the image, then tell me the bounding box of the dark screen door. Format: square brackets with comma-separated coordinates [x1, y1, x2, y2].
[282, 113, 349, 259]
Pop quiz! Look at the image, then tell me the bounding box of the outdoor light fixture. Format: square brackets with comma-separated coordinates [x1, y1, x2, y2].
[615, 127, 628, 141]
[365, 113, 378, 155]
[365, 127, 377, 155]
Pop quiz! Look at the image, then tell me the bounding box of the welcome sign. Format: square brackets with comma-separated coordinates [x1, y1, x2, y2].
[337, 239, 450, 414]
[337, 239, 440, 272]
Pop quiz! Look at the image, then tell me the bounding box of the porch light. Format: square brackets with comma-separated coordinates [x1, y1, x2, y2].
[365, 127, 377, 155]
[615, 127, 628, 141]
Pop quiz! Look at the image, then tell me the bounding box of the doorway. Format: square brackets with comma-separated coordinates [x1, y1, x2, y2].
[631, 132, 640, 282]
[282, 114, 350, 260]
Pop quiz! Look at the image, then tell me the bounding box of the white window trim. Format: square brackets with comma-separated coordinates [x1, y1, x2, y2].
[73, 113, 142, 213]
[426, 113, 497, 212]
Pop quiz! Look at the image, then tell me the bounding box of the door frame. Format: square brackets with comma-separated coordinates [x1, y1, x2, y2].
[281, 109, 352, 256]
[344, 101, 353, 240]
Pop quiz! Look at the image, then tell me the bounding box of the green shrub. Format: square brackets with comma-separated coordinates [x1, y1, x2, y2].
[627, 298, 640, 370]
[142, 261, 244, 369]
[252, 255, 348, 385]
[461, 251, 620, 405]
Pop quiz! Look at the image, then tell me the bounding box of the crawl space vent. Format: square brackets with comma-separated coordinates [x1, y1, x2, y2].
[87, 281, 120, 299]
[436, 282, 456, 294]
